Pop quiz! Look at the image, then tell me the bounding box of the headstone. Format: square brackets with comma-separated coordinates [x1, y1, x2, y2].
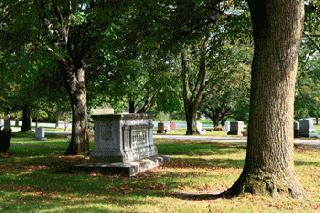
[157, 122, 167, 133]
[227, 121, 244, 136]
[170, 121, 176, 131]
[294, 121, 299, 138]
[34, 127, 47, 140]
[224, 121, 230, 132]
[192, 122, 205, 134]
[77, 114, 169, 176]
[299, 118, 318, 138]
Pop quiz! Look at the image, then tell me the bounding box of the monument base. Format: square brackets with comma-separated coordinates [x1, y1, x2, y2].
[75, 154, 170, 176]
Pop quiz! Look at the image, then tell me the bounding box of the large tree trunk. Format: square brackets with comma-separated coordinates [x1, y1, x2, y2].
[3, 110, 11, 132]
[212, 114, 220, 127]
[21, 105, 32, 132]
[62, 60, 89, 155]
[129, 100, 135, 113]
[224, 0, 305, 199]
[185, 107, 197, 135]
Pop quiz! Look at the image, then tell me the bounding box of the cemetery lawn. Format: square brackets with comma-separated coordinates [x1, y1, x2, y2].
[155, 128, 229, 136]
[0, 133, 320, 212]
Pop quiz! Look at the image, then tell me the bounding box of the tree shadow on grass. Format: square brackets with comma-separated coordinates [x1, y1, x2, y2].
[164, 157, 244, 169]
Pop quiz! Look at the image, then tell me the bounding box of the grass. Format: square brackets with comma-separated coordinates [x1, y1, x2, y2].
[0, 133, 320, 212]
[154, 128, 229, 136]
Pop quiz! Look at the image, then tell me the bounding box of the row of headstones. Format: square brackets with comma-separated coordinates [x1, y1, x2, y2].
[157, 121, 206, 134]
[224, 118, 319, 138]
[157, 121, 176, 133]
[294, 118, 318, 138]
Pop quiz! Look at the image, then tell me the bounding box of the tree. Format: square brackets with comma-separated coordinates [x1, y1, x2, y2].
[224, 0, 305, 198]
[181, 41, 208, 135]
[1, 1, 130, 155]
[200, 42, 252, 127]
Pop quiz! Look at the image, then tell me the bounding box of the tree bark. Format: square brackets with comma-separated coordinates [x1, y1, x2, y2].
[224, 0, 305, 199]
[21, 105, 32, 132]
[129, 100, 135, 113]
[181, 43, 207, 135]
[61, 59, 89, 155]
[213, 115, 220, 127]
[3, 110, 11, 132]
[15, 119, 19, 127]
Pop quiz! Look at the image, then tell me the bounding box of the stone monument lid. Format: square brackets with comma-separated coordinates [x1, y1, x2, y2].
[92, 113, 154, 121]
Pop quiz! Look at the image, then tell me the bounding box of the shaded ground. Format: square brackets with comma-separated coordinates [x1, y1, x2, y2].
[0, 133, 320, 212]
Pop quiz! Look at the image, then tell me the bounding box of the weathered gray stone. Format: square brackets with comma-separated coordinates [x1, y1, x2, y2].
[34, 127, 47, 140]
[227, 121, 244, 135]
[299, 118, 318, 138]
[224, 121, 230, 132]
[79, 114, 169, 176]
[76, 154, 169, 176]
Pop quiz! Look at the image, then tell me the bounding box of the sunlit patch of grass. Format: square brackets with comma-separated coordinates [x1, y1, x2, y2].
[0, 133, 319, 212]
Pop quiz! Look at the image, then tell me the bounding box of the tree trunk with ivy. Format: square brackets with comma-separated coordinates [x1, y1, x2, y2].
[224, 0, 305, 199]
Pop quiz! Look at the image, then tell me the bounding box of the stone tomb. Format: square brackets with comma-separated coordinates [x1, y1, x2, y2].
[299, 118, 318, 138]
[227, 121, 244, 136]
[77, 114, 169, 176]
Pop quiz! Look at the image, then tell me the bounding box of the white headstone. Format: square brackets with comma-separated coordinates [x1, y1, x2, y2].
[224, 121, 230, 132]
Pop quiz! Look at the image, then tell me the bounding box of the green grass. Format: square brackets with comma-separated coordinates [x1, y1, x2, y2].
[154, 128, 229, 136]
[0, 133, 320, 212]
[315, 125, 320, 134]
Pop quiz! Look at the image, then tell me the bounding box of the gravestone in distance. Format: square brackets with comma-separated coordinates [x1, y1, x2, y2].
[34, 127, 47, 140]
[77, 114, 169, 176]
[157, 122, 166, 133]
[170, 121, 176, 131]
[299, 118, 318, 138]
[224, 121, 230, 132]
[227, 121, 244, 136]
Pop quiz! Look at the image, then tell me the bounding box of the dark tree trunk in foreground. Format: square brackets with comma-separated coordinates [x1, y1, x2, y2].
[15, 119, 19, 127]
[3, 110, 11, 132]
[225, 0, 305, 199]
[129, 100, 135, 113]
[60, 59, 89, 155]
[21, 105, 32, 132]
[181, 43, 207, 135]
